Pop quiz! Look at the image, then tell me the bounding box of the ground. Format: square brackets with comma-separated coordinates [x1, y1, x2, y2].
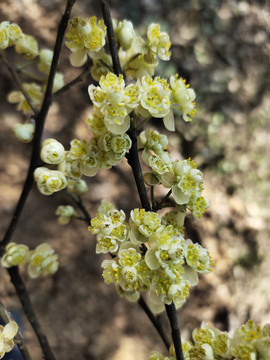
[0, 0, 270, 359]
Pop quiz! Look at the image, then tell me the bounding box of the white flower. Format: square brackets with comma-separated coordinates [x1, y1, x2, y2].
[40, 138, 65, 165]
[13, 123, 35, 143]
[0, 321, 18, 359]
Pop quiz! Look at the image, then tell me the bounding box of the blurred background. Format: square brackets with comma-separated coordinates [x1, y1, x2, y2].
[0, 0, 270, 359]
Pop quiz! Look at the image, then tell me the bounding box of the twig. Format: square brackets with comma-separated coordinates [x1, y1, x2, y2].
[7, 267, 56, 360]
[0, 0, 76, 253]
[99, 0, 122, 76]
[0, 299, 32, 360]
[138, 296, 170, 350]
[52, 64, 92, 98]
[0, 52, 39, 116]
[68, 192, 91, 224]
[165, 303, 184, 360]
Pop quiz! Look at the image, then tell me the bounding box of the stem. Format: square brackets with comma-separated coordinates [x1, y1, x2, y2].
[153, 189, 173, 211]
[0, 299, 32, 360]
[126, 127, 152, 211]
[68, 192, 91, 224]
[52, 64, 91, 98]
[7, 267, 56, 360]
[0, 52, 39, 116]
[99, 0, 122, 76]
[138, 296, 170, 350]
[165, 303, 184, 360]
[0, 0, 76, 253]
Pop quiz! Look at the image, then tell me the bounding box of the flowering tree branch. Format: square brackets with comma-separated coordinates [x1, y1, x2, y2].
[98, 1, 184, 359]
[0, 0, 76, 252]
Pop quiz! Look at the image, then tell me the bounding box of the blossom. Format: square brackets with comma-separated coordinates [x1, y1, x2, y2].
[65, 16, 106, 66]
[40, 138, 65, 165]
[13, 123, 35, 143]
[15, 34, 39, 58]
[137, 75, 171, 122]
[7, 83, 43, 114]
[184, 240, 214, 273]
[0, 321, 18, 359]
[34, 167, 67, 195]
[0, 21, 22, 49]
[38, 48, 53, 73]
[138, 129, 168, 155]
[28, 243, 58, 278]
[170, 75, 196, 122]
[88, 73, 139, 134]
[147, 23, 171, 61]
[129, 208, 162, 244]
[56, 205, 76, 224]
[66, 179, 88, 195]
[113, 19, 135, 49]
[1, 242, 29, 267]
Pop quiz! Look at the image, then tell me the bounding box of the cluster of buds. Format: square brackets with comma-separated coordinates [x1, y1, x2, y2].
[140, 129, 209, 219]
[89, 202, 214, 313]
[149, 320, 270, 360]
[1, 242, 58, 278]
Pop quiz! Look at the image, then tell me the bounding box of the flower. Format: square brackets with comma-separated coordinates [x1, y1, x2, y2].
[40, 138, 65, 165]
[15, 34, 39, 58]
[147, 23, 171, 61]
[28, 243, 58, 278]
[1, 242, 29, 268]
[13, 123, 35, 143]
[137, 75, 171, 121]
[38, 48, 53, 73]
[65, 16, 106, 67]
[56, 205, 76, 224]
[34, 167, 67, 195]
[113, 19, 135, 49]
[7, 83, 43, 114]
[0, 21, 22, 49]
[0, 321, 18, 359]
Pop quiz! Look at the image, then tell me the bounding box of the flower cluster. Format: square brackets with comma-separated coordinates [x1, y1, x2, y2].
[149, 320, 270, 360]
[89, 202, 214, 313]
[65, 16, 106, 67]
[1, 242, 58, 278]
[140, 129, 209, 219]
[0, 321, 18, 359]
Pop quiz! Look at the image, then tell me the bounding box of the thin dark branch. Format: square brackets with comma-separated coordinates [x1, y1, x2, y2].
[0, 299, 32, 360]
[126, 127, 152, 211]
[52, 64, 92, 98]
[0, 0, 76, 253]
[68, 192, 91, 224]
[165, 303, 184, 360]
[7, 267, 56, 360]
[138, 296, 170, 350]
[99, 0, 122, 76]
[0, 52, 39, 116]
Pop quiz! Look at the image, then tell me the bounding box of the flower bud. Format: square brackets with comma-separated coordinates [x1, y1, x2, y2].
[41, 138, 65, 165]
[13, 123, 35, 143]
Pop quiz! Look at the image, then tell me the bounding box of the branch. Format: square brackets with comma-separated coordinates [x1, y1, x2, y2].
[68, 192, 91, 224]
[0, 52, 39, 116]
[138, 296, 170, 350]
[7, 267, 56, 360]
[52, 64, 92, 98]
[99, 0, 122, 76]
[99, 2, 183, 359]
[0, 299, 32, 360]
[165, 303, 184, 360]
[0, 0, 77, 252]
